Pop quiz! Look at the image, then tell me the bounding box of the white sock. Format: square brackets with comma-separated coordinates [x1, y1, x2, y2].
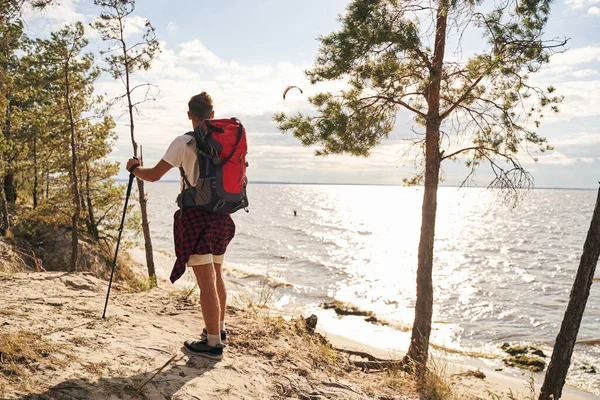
[220, 321, 225, 331]
[207, 334, 221, 347]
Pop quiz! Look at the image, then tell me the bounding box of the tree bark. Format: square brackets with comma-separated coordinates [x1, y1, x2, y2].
[539, 186, 600, 400]
[45, 171, 50, 199]
[0, 185, 9, 235]
[121, 25, 156, 285]
[65, 61, 80, 273]
[33, 131, 38, 209]
[405, 1, 448, 379]
[3, 102, 15, 206]
[85, 164, 99, 240]
[3, 174, 15, 204]
[137, 178, 155, 282]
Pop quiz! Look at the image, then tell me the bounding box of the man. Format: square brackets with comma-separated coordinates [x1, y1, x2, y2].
[126, 92, 234, 360]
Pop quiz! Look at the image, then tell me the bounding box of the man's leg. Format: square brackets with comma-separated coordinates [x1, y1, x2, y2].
[191, 263, 221, 341]
[213, 260, 227, 329]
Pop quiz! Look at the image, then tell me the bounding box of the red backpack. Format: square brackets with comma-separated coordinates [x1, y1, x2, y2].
[177, 118, 249, 215]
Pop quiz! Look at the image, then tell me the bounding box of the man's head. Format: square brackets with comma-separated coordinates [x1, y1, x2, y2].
[188, 91, 214, 126]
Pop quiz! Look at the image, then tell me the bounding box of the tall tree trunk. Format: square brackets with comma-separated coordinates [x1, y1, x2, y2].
[137, 178, 155, 282]
[3, 174, 15, 204]
[79, 168, 86, 213]
[33, 132, 38, 209]
[539, 187, 600, 400]
[3, 102, 15, 206]
[405, 1, 447, 379]
[45, 171, 49, 199]
[123, 40, 156, 286]
[65, 65, 80, 273]
[0, 185, 9, 235]
[85, 164, 99, 240]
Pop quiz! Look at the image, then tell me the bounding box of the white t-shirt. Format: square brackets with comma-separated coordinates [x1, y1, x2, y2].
[162, 134, 199, 189]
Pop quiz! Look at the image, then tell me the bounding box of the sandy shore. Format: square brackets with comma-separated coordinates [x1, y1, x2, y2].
[3, 251, 596, 399]
[0, 272, 419, 399]
[319, 329, 598, 400]
[126, 248, 600, 400]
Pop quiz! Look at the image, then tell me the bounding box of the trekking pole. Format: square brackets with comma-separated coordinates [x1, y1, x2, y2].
[102, 160, 138, 319]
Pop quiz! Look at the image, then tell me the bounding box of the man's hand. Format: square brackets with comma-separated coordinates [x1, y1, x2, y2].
[126, 158, 141, 173]
[126, 159, 172, 182]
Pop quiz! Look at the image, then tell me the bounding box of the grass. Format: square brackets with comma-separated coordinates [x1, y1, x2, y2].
[229, 274, 281, 317]
[430, 342, 496, 359]
[486, 374, 538, 400]
[0, 307, 26, 317]
[379, 362, 415, 393]
[0, 331, 70, 395]
[168, 282, 198, 306]
[228, 276, 420, 397]
[82, 361, 109, 376]
[215, 384, 234, 394]
[113, 250, 157, 293]
[69, 336, 93, 347]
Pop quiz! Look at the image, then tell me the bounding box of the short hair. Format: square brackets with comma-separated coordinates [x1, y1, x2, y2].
[188, 91, 213, 121]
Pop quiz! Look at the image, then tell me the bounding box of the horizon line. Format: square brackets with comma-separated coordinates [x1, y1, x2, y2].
[115, 179, 597, 190]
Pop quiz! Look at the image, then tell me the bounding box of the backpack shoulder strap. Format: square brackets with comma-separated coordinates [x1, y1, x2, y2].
[220, 119, 245, 165]
[179, 132, 196, 189]
[179, 167, 193, 189]
[183, 131, 195, 145]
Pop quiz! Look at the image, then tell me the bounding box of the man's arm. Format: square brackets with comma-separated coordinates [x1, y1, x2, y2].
[126, 158, 173, 182]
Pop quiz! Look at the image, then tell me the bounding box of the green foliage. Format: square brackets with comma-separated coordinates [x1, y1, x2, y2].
[91, 0, 161, 122]
[274, 86, 396, 156]
[0, 9, 127, 247]
[275, 0, 565, 188]
[91, 0, 159, 284]
[274, 0, 566, 384]
[92, 0, 160, 77]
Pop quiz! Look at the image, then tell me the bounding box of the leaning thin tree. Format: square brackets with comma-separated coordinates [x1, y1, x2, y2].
[539, 186, 600, 400]
[92, 0, 160, 285]
[275, 0, 566, 379]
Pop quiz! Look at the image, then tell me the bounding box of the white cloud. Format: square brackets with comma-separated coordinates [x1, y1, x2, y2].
[534, 47, 600, 84]
[166, 22, 178, 32]
[530, 151, 596, 165]
[545, 80, 600, 121]
[588, 6, 600, 14]
[550, 132, 600, 161]
[122, 15, 150, 39]
[23, 0, 88, 36]
[564, 0, 600, 15]
[531, 47, 600, 121]
[550, 46, 600, 66]
[99, 38, 598, 186]
[512, 132, 600, 167]
[178, 39, 224, 67]
[570, 68, 599, 77]
[552, 132, 600, 146]
[565, 0, 600, 9]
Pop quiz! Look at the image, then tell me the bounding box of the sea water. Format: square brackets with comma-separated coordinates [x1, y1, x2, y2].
[141, 182, 599, 395]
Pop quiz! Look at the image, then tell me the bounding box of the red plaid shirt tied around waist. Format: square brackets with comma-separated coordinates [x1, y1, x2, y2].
[170, 207, 236, 283]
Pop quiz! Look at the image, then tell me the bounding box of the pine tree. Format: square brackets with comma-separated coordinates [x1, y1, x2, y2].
[0, 0, 58, 233]
[275, 0, 566, 379]
[92, 0, 160, 285]
[34, 22, 100, 271]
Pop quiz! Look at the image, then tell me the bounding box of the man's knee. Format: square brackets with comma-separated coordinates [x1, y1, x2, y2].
[191, 263, 216, 282]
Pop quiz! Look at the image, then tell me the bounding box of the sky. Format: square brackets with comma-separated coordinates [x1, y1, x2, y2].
[22, 0, 600, 189]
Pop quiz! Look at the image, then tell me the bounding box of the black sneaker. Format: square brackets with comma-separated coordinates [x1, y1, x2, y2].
[201, 327, 227, 345]
[183, 339, 223, 360]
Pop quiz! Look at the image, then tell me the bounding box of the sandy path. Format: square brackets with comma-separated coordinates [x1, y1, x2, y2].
[0, 272, 416, 400]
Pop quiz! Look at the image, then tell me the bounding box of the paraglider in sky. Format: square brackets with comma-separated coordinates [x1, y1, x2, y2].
[283, 85, 303, 100]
